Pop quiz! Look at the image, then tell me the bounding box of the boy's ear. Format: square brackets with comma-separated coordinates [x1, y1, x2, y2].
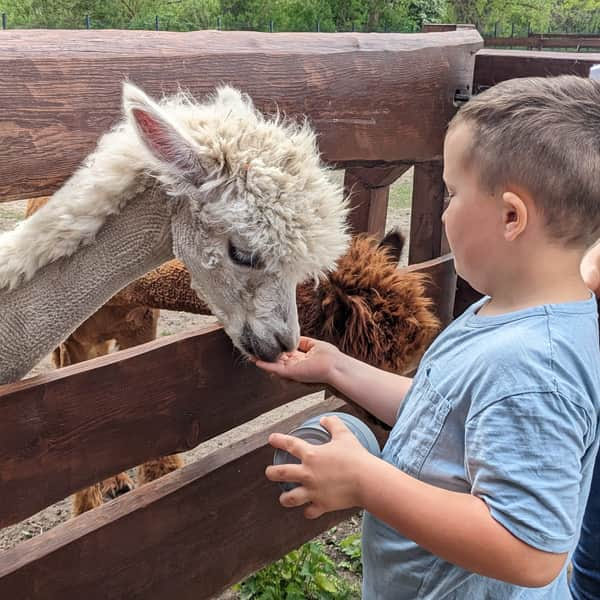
[501, 191, 528, 242]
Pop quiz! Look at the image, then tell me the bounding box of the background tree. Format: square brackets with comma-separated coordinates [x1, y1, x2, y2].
[2, 0, 600, 35]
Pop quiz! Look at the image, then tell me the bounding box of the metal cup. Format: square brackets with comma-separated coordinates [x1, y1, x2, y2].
[272, 411, 381, 491]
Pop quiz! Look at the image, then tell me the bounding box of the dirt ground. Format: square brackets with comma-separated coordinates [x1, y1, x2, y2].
[0, 189, 411, 597]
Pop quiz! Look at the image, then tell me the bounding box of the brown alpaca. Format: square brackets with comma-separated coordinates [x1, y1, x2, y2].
[25, 198, 440, 515]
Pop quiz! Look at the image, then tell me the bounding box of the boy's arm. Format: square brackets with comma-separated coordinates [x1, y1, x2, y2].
[328, 352, 413, 426]
[358, 456, 567, 588]
[256, 337, 413, 427]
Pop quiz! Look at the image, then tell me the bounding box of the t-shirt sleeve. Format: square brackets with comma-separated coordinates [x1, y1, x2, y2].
[465, 392, 592, 553]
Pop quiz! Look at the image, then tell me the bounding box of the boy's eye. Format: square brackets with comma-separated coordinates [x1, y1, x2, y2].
[444, 187, 455, 201]
[228, 241, 263, 269]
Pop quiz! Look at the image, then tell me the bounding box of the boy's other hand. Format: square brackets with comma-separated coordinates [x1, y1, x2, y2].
[581, 243, 600, 295]
[265, 415, 374, 519]
[253, 336, 342, 384]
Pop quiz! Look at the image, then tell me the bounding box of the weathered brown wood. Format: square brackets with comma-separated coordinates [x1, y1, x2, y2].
[474, 49, 600, 93]
[408, 161, 445, 263]
[0, 395, 383, 600]
[484, 35, 600, 51]
[0, 29, 482, 201]
[405, 253, 456, 328]
[344, 165, 411, 236]
[0, 324, 322, 528]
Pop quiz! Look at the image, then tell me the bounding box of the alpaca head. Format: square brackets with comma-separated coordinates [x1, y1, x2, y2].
[123, 83, 350, 362]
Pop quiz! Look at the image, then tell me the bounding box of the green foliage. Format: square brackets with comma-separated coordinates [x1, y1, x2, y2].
[407, 0, 448, 29]
[0, 0, 447, 31]
[236, 540, 360, 600]
[336, 533, 363, 575]
[444, 0, 600, 36]
[0, 0, 221, 30]
[551, 0, 600, 33]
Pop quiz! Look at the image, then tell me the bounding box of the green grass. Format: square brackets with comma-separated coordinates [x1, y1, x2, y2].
[388, 178, 413, 211]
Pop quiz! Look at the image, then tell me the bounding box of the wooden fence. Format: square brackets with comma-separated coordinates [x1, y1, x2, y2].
[423, 24, 600, 53]
[0, 28, 598, 598]
[484, 32, 600, 52]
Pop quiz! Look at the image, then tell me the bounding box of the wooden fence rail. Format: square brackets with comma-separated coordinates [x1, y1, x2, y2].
[0, 29, 481, 203]
[0, 394, 357, 600]
[484, 33, 600, 52]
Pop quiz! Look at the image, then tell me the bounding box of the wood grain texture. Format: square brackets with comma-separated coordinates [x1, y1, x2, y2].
[0, 29, 482, 201]
[0, 395, 379, 600]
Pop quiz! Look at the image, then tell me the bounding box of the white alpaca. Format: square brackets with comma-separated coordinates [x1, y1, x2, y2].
[0, 83, 349, 384]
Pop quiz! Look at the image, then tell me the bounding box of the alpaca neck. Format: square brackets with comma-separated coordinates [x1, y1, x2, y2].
[0, 192, 174, 385]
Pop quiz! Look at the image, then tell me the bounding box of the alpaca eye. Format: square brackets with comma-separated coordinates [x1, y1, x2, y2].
[228, 241, 262, 269]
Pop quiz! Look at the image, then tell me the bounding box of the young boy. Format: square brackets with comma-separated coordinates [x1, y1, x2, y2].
[255, 75, 600, 598]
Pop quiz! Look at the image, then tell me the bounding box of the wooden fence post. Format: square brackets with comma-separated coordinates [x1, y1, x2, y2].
[344, 165, 411, 237]
[408, 161, 446, 264]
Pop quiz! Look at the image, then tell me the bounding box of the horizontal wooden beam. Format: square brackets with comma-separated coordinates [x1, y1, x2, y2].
[0, 324, 322, 528]
[0, 29, 482, 201]
[0, 395, 384, 599]
[474, 49, 600, 93]
[484, 36, 600, 50]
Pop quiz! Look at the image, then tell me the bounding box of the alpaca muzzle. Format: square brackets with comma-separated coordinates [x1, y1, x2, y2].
[240, 322, 298, 362]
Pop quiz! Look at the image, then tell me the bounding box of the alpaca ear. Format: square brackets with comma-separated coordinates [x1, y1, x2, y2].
[122, 82, 210, 185]
[378, 229, 405, 265]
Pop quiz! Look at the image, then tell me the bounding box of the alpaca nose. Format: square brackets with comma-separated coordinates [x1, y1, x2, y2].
[275, 331, 298, 353]
[240, 324, 298, 362]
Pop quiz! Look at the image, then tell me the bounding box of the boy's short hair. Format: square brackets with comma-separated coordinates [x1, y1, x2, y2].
[449, 75, 600, 247]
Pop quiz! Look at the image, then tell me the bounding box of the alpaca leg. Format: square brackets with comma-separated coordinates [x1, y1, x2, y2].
[101, 472, 135, 499]
[72, 483, 104, 516]
[138, 455, 184, 484]
[113, 306, 159, 350]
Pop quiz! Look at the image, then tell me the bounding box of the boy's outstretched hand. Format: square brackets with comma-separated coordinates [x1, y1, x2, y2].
[265, 415, 375, 519]
[254, 336, 342, 384]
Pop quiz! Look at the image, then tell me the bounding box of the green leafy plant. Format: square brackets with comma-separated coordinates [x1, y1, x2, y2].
[237, 540, 360, 599]
[336, 533, 362, 575]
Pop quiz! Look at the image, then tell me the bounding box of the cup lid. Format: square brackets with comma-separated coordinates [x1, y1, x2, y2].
[273, 425, 331, 468]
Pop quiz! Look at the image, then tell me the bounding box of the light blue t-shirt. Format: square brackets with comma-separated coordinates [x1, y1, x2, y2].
[362, 296, 600, 599]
